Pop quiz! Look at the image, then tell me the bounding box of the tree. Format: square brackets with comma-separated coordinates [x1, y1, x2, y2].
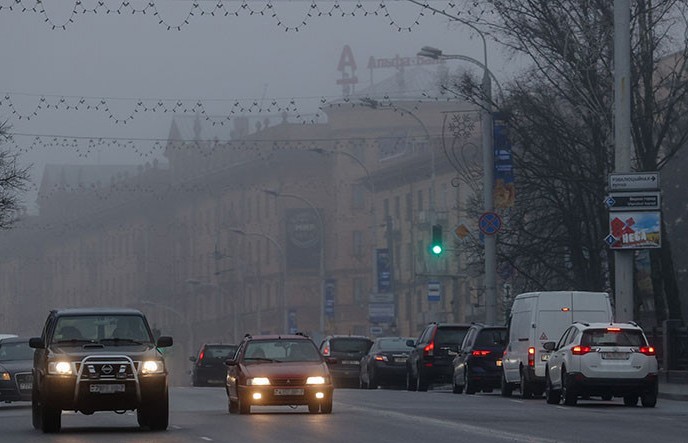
[0, 121, 30, 228]
[445, 0, 688, 324]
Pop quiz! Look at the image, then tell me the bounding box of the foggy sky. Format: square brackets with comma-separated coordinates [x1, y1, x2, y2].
[0, 1, 519, 209]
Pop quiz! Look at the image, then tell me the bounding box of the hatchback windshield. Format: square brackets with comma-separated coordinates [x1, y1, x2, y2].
[436, 328, 469, 346]
[52, 315, 152, 344]
[581, 329, 647, 347]
[244, 340, 322, 363]
[0, 341, 33, 361]
[330, 338, 371, 353]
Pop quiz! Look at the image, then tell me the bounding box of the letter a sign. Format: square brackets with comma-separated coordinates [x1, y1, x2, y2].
[337, 45, 358, 89]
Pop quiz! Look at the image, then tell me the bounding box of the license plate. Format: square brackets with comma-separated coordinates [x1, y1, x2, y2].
[602, 352, 629, 360]
[394, 357, 407, 363]
[90, 384, 125, 394]
[342, 360, 359, 365]
[19, 383, 32, 390]
[496, 359, 502, 367]
[274, 388, 304, 396]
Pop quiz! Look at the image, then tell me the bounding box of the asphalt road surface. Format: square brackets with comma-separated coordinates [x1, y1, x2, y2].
[1, 386, 687, 442]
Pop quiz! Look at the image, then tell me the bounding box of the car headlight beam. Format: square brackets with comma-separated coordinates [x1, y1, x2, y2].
[306, 376, 326, 385]
[48, 361, 74, 375]
[247, 377, 271, 386]
[141, 360, 164, 374]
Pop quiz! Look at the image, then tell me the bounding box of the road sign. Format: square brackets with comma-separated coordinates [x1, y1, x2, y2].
[454, 223, 470, 240]
[609, 172, 660, 191]
[606, 192, 660, 211]
[428, 280, 440, 302]
[478, 212, 502, 236]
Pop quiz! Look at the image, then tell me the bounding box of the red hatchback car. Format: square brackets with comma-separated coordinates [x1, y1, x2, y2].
[225, 334, 334, 414]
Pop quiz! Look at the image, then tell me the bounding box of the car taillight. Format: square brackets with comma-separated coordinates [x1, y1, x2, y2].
[198, 351, 205, 361]
[607, 327, 621, 332]
[423, 341, 434, 356]
[571, 346, 592, 355]
[527, 347, 535, 367]
[471, 350, 491, 357]
[322, 346, 330, 356]
[639, 346, 655, 356]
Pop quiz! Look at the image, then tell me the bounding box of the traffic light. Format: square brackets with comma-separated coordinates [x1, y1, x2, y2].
[431, 224, 443, 255]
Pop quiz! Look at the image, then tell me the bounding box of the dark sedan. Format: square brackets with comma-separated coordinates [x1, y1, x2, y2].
[452, 324, 507, 395]
[0, 337, 34, 403]
[360, 337, 414, 389]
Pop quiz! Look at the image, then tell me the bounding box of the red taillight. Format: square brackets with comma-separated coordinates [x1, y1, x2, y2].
[607, 327, 621, 332]
[198, 351, 205, 361]
[471, 350, 491, 357]
[423, 341, 435, 356]
[571, 346, 592, 355]
[527, 347, 535, 367]
[639, 346, 655, 356]
[322, 346, 330, 356]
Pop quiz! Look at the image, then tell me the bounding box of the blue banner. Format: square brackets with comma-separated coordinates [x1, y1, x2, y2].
[493, 112, 515, 209]
[324, 279, 336, 319]
[376, 248, 392, 293]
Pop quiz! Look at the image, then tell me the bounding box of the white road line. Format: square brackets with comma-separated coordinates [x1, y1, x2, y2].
[172, 425, 183, 430]
[510, 399, 524, 404]
[200, 437, 213, 441]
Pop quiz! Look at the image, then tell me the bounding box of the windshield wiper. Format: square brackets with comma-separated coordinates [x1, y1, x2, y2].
[244, 357, 278, 363]
[99, 338, 145, 345]
[54, 339, 96, 345]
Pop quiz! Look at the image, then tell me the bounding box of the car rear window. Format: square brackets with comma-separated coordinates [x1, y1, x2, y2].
[330, 338, 372, 353]
[205, 345, 237, 359]
[435, 328, 468, 346]
[377, 338, 413, 352]
[0, 341, 33, 361]
[581, 329, 647, 347]
[474, 329, 507, 347]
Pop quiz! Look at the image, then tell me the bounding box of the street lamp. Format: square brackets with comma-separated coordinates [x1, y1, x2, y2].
[411, 0, 499, 324]
[228, 227, 287, 334]
[262, 188, 326, 334]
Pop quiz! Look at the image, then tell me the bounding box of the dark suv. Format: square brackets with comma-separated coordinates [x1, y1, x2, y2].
[190, 343, 238, 386]
[451, 324, 507, 394]
[29, 308, 173, 433]
[406, 323, 470, 391]
[319, 335, 373, 388]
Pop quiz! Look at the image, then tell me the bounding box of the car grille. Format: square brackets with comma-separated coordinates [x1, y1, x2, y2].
[15, 372, 33, 392]
[78, 356, 140, 380]
[270, 377, 307, 386]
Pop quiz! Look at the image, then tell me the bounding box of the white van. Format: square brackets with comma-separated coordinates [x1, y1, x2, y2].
[501, 291, 613, 398]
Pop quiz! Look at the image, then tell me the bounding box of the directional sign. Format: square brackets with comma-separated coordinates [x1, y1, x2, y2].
[428, 281, 441, 302]
[609, 172, 660, 191]
[478, 212, 502, 236]
[607, 192, 661, 211]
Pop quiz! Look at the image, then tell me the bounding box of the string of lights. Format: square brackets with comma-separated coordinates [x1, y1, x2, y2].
[0, 0, 464, 32]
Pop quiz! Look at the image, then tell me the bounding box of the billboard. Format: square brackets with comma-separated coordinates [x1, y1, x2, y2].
[375, 248, 392, 293]
[608, 211, 661, 249]
[285, 208, 322, 270]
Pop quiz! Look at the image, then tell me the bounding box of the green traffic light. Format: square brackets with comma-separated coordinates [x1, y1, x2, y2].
[432, 245, 442, 255]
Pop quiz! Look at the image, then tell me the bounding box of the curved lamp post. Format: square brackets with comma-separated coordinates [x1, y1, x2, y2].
[262, 189, 326, 334]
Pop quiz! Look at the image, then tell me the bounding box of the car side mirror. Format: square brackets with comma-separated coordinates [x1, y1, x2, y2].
[156, 336, 173, 348]
[225, 358, 238, 366]
[29, 337, 45, 349]
[325, 357, 337, 365]
[543, 341, 556, 352]
[189, 356, 197, 362]
[405, 339, 415, 347]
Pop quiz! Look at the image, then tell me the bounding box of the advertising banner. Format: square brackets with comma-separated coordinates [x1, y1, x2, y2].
[608, 211, 661, 249]
[324, 279, 335, 319]
[375, 248, 392, 293]
[493, 112, 515, 209]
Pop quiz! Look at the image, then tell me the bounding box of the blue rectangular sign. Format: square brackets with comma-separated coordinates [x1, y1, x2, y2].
[324, 279, 335, 319]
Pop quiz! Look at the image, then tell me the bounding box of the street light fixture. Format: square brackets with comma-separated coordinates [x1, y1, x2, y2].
[262, 189, 326, 334]
[228, 227, 287, 334]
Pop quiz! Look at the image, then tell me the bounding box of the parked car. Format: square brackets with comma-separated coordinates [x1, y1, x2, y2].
[406, 323, 471, 391]
[190, 343, 238, 387]
[502, 291, 613, 398]
[544, 322, 658, 407]
[29, 308, 173, 433]
[226, 333, 334, 414]
[0, 337, 34, 403]
[452, 324, 507, 395]
[359, 337, 413, 389]
[319, 335, 373, 388]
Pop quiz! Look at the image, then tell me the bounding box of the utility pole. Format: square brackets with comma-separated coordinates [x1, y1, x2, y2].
[614, 0, 634, 322]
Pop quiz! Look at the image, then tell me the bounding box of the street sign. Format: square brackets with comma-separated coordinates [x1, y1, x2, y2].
[609, 172, 660, 191]
[454, 223, 470, 240]
[478, 212, 502, 236]
[428, 280, 441, 302]
[607, 212, 662, 249]
[606, 192, 661, 211]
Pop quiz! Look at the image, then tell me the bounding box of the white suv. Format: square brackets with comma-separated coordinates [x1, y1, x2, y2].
[543, 322, 658, 407]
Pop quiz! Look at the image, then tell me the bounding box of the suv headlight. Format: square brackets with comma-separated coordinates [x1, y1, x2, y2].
[1, 372, 10, 381]
[48, 361, 74, 375]
[306, 376, 326, 385]
[141, 360, 165, 374]
[247, 377, 270, 386]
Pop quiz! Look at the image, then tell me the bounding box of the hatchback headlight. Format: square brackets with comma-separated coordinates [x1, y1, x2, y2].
[306, 376, 326, 385]
[247, 377, 270, 386]
[48, 361, 73, 375]
[141, 360, 164, 374]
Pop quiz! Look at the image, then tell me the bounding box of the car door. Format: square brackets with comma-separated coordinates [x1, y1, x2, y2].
[360, 341, 377, 383]
[548, 327, 574, 388]
[454, 329, 475, 385]
[409, 327, 430, 378]
[226, 344, 245, 400]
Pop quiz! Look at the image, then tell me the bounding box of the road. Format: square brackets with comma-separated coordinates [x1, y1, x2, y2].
[1, 386, 687, 442]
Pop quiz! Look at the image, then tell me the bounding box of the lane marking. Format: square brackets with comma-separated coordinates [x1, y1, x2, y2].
[200, 437, 213, 441]
[172, 425, 183, 430]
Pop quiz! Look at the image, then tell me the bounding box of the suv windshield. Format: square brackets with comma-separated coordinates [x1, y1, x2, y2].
[581, 329, 647, 347]
[474, 329, 507, 347]
[52, 315, 152, 345]
[0, 341, 33, 361]
[244, 340, 321, 363]
[330, 338, 371, 353]
[435, 328, 468, 346]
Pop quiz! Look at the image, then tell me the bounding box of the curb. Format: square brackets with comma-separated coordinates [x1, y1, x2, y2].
[658, 391, 688, 401]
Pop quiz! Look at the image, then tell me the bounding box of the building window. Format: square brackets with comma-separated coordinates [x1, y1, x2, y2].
[394, 196, 401, 220]
[405, 193, 412, 221]
[353, 277, 365, 305]
[417, 190, 424, 212]
[352, 184, 365, 209]
[383, 198, 390, 218]
[353, 231, 363, 257]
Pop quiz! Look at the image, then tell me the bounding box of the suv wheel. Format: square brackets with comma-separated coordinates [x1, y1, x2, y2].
[238, 394, 251, 414]
[641, 383, 657, 408]
[228, 397, 239, 414]
[308, 402, 319, 414]
[561, 370, 577, 406]
[452, 375, 464, 394]
[320, 398, 333, 414]
[545, 372, 561, 404]
[359, 374, 368, 389]
[623, 395, 638, 407]
[500, 371, 513, 397]
[368, 372, 378, 390]
[40, 403, 61, 433]
[416, 366, 429, 392]
[31, 386, 41, 430]
[520, 368, 533, 399]
[139, 390, 169, 431]
[406, 369, 417, 392]
[465, 368, 477, 395]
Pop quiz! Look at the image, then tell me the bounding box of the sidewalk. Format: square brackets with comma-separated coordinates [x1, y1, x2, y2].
[658, 371, 688, 401]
